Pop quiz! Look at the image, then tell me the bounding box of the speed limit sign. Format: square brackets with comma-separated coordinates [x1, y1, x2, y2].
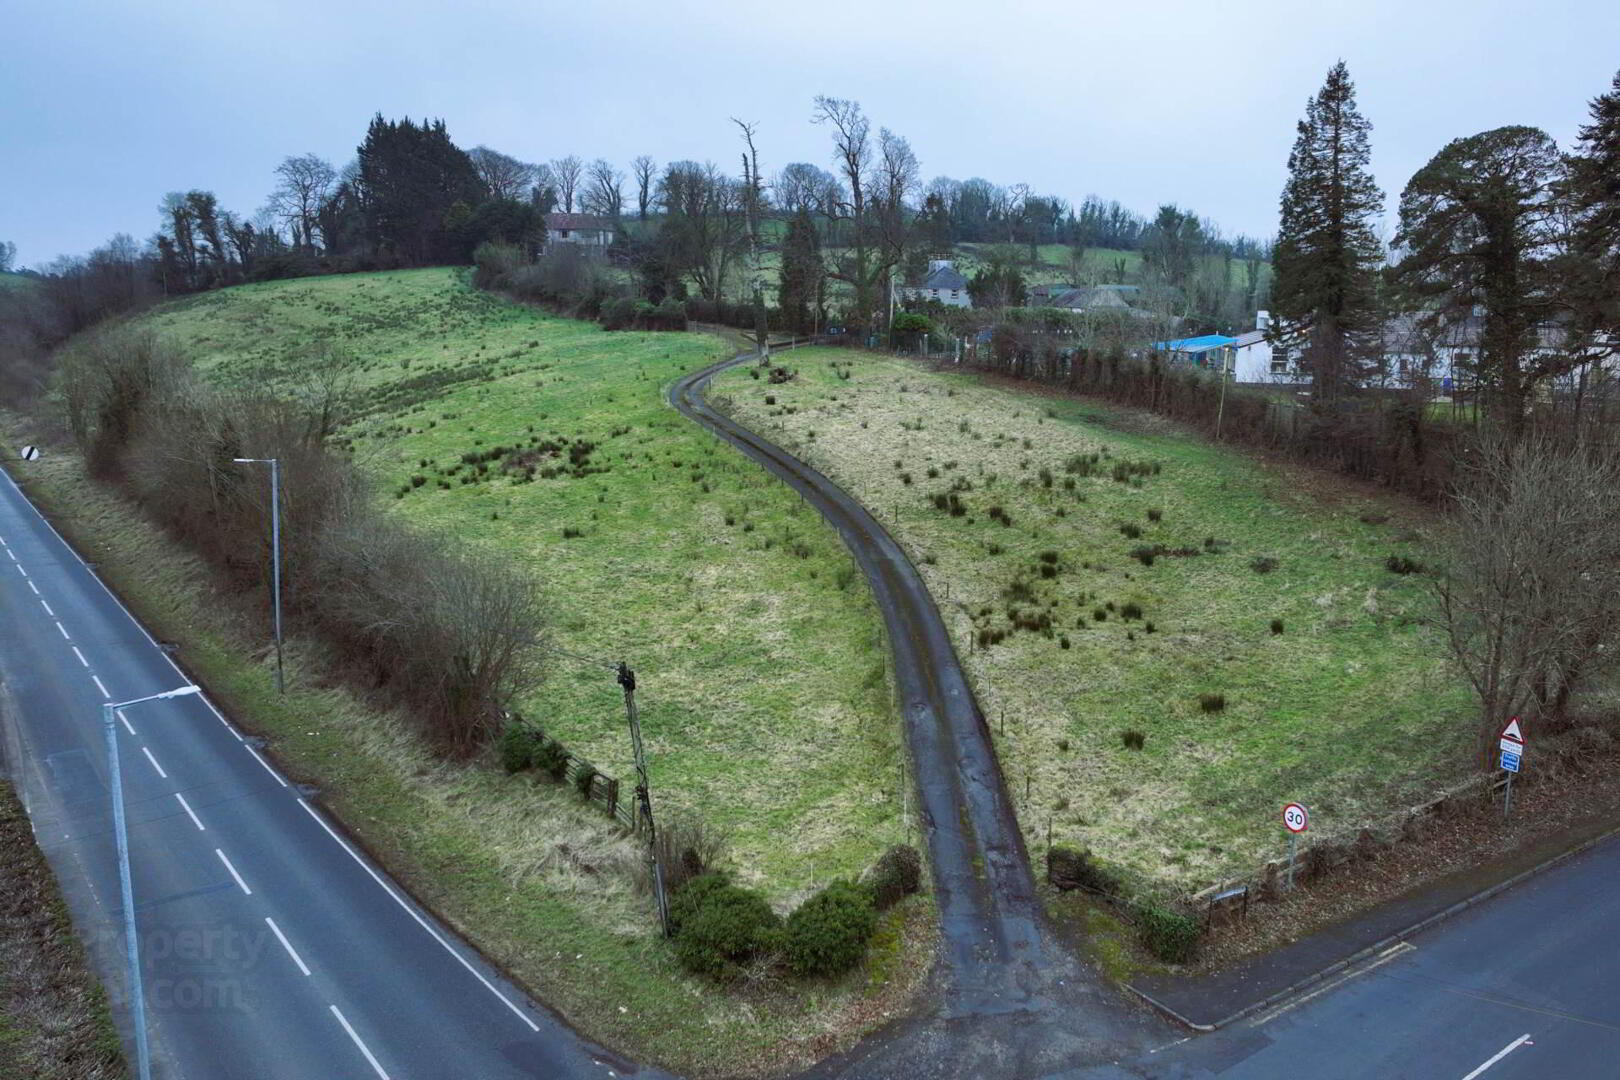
[1282, 803, 1309, 834]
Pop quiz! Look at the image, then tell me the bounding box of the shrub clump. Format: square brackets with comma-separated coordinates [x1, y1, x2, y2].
[531, 737, 569, 781]
[1047, 846, 1121, 897]
[1121, 729, 1146, 750]
[1384, 554, 1423, 575]
[499, 722, 541, 773]
[1133, 902, 1202, 964]
[1198, 692, 1227, 713]
[1270, 618, 1285, 635]
[861, 844, 922, 910]
[573, 763, 598, 799]
[1250, 555, 1280, 574]
[781, 879, 878, 977]
[669, 873, 782, 981]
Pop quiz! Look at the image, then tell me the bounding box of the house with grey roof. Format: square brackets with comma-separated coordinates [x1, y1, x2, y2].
[896, 259, 971, 308]
[543, 212, 615, 250]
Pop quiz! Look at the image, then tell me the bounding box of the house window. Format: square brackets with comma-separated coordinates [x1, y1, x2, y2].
[1271, 357, 1288, 374]
[561, 229, 571, 238]
[951, 290, 959, 299]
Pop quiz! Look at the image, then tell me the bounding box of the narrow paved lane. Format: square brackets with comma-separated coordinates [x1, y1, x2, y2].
[673, 348, 1167, 1076]
[0, 465, 660, 1080]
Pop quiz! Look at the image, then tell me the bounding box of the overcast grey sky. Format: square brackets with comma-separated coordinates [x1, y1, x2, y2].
[4, 0, 1617, 268]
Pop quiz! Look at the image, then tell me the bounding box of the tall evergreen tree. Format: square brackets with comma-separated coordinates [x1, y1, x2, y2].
[354, 115, 487, 265]
[1566, 70, 1620, 356]
[778, 207, 822, 333]
[1272, 62, 1385, 403]
[1393, 127, 1566, 433]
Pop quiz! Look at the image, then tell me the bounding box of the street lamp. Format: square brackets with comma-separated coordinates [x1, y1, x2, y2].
[104, 684, 202, 1080]
[232, 458, 283, 693]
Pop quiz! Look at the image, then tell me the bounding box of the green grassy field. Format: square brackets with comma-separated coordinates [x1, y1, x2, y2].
[141, 269, 906, 897]
[713, 349, 1472, 895]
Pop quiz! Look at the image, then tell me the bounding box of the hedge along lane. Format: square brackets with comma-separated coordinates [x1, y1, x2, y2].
[671, 345, 1050, 1015]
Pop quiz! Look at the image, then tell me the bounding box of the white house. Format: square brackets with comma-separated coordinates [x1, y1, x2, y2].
[544, 212, 615, 249]
[1232, 311, 1300, 383]
[896, 259, 971, 308]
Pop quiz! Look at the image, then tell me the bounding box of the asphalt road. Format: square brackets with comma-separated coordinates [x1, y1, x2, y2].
[1056, 833, 1620, 1079]
[0, 465, 657, 1080]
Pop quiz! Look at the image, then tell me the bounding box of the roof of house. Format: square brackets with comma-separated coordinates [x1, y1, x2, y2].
[544, 212, 614, 232]
[1048, 287, 1131, 311]
[1154, 334, 1237, 353]
[1381, 312, 1571, 353]
[908, 263, 968, 291]
[1233, 330, 1268, 348]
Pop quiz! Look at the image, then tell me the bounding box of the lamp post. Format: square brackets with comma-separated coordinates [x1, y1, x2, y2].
[232, 457, 283, 693]
[104, 684, 202, 1080]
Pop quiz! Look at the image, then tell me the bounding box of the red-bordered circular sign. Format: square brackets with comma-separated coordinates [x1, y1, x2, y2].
[1282, 802, 1309, 834]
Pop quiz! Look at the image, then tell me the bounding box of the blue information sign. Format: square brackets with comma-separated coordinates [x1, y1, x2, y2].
[1500, 749, 1521, 773]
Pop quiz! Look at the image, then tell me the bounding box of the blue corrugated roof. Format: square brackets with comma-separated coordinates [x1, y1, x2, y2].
[1154, 335, 1237, 352]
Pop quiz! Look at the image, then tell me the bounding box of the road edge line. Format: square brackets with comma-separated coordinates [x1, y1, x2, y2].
[1127, 819, 1620, 1032]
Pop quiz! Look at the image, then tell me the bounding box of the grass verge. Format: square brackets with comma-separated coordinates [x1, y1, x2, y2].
[0, 777, 127, 1080]
[712, 348, 1473, 896]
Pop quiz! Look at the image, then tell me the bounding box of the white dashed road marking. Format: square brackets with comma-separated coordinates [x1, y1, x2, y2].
[141, 746, 167, 779]
[265, 917, 311, 976]
[174, 793, 205, 831]
[1460, 1034, 1533, 1079]
[330, 1006, 390, 1079]
[91, 674, 109, 697]
[215, 848, 252, 895]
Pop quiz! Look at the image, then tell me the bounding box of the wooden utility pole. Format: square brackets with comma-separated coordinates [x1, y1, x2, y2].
[618, 663, 670, 936]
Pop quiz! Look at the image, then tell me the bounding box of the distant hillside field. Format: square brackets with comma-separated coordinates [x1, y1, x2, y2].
[141, 269, 905, 898]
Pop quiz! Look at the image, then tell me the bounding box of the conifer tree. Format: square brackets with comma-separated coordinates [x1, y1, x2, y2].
[1566, 70, 1620, 353]
[778, 207, 822, 334]
[1272, 62, 1385, 403]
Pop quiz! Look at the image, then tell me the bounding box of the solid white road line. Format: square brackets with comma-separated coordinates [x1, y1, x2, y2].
[174, 793, 205, 831]
[141, 746, 168, 779]
[215, 848, 252, 895]
[330, 1005, 390, 1079]
[55, 620, 69, 639]
[1460, 1034, 1533, 1079]
[117, 709, 135, 736]
[71, 645, 89, 667]
[39, 599, 53, 616]
[91, 674, 109, 697]
[1253, 942, 1416, 1026]
[296, 798, 541, 1032]
[265, 917, 311, 976]
[244, 744, 287, 786]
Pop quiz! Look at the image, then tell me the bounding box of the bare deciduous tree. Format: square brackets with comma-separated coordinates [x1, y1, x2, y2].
[468, 146, 537, 202]
[270, 154, 336, 254]
[1433, 429, 1620, 763]
[549, 155, 584, 213]
[631, 155, 657, 221]
[582, 158, 625, 221]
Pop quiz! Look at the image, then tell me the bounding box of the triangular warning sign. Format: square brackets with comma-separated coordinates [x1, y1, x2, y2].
[1501, 718, 1524, 743]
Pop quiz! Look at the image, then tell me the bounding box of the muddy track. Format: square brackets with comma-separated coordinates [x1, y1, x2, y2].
[671, 346, 1053, 1015]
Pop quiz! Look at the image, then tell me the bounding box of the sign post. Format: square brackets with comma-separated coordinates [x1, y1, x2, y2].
[1498, 717, 1525, 822]
[1282, 802, 1309, 890]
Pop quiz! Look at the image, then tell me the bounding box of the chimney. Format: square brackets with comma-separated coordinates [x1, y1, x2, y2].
[1256, 310, 1270, 331]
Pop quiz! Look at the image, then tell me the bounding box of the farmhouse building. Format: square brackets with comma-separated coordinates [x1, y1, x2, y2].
[544, 212, 615, 250]
[896, 259, 971, 308]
